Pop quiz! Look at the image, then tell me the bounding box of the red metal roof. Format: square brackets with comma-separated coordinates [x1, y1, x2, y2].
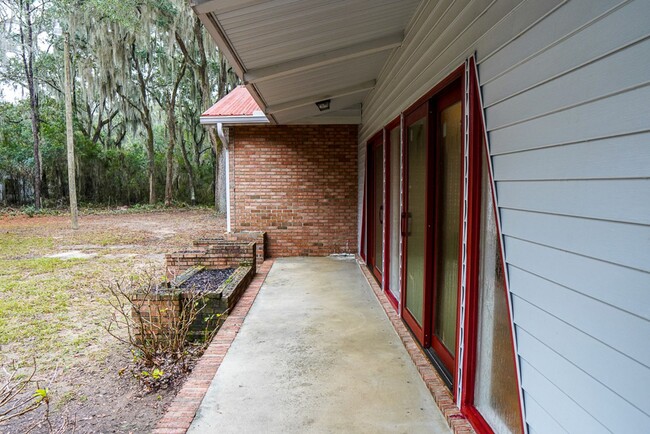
[202, 85, 261, 117]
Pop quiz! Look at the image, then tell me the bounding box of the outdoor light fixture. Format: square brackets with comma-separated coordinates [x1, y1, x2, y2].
[315, 99, 331, 111]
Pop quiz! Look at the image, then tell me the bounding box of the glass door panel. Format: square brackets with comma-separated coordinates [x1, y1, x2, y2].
[373, 143, 383, 275]
[433, 101, 462, 357]
[405, 117, 427, 326]
[388, 126, 401, 301]
[474, 140, 523, 434]
[367, 137, 383, 282]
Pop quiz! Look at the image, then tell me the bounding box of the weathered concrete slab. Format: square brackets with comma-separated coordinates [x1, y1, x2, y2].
[188, 257, 451, 434]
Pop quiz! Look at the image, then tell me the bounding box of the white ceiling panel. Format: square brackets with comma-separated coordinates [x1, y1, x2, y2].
[194, 0, 422, 124]
[273, 95, 367, 124]
[256, 51, 389, 105]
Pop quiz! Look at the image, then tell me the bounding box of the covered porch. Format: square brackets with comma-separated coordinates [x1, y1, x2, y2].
[154, 257, 458, 432]
[179, 0, 650, 432]
[186, 256, 450, 433]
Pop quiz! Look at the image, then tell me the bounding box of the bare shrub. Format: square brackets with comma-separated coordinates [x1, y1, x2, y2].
[1, 362, 75, 433]
[0, 362, 43, 424]
[104, 271, 223, 391]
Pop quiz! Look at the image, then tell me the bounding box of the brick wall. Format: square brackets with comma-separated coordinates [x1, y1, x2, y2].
[230, 125, 358, 257]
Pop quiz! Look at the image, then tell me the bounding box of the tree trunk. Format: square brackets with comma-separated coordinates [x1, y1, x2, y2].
[132, 43, 156, 205]
[64, 32, 78, 229]
[217, 137, 227, 213]
[207, 128, 226, 213]
[164, 108, 175, 207]
[195, 20, 227, 213]
[164, 61, 185, 207]
[19, 0, 42, 209]
[179, 135, 196, 206]
[146, 124, 155, 204]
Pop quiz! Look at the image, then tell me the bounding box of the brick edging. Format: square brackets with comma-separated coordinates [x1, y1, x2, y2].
[357, 258, 476, 434]
[153, 259, 275, 434]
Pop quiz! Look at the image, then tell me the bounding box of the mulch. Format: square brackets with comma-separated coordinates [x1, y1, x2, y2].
[179, 268, 235, 293]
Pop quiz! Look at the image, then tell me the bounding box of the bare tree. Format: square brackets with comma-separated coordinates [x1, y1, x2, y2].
[17, 0, 42, 208]
[63, 31, 78, 228]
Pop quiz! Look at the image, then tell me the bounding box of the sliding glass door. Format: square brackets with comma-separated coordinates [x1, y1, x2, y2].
[367, 136, 384, 281]
[430, 85, 463, 378]
[401, 103, 429, 342]
[387, 124, 401, 303]
[400, 77, 463, 385]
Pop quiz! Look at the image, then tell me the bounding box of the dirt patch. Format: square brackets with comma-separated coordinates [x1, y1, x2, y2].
[0, 209, 225, 433]
[46, 250, 98, 260]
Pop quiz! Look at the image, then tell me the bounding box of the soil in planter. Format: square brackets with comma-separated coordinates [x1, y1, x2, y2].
[180, 268, 235, 293]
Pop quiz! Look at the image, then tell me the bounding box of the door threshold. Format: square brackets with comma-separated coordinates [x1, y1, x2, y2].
[423, 347, 453, 390]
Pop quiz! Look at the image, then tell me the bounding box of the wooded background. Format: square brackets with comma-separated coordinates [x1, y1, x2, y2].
[0, 0, 238, 210]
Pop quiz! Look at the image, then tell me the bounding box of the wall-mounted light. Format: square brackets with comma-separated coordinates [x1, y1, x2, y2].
[315, 99, 331, 111]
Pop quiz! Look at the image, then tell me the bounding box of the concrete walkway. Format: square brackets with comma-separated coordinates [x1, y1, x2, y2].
[188, 257, 451, 434]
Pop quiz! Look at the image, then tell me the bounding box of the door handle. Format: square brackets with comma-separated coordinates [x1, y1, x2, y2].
[401, 211, 412, 236]
[379, 205, 383, 225]
[407, 212, 412, 236]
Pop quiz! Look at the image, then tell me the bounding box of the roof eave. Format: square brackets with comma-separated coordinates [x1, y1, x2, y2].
[200, 115, 270, 125]
[193, 9, 278, 125]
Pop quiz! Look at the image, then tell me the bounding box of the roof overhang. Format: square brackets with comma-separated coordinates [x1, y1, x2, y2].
[200, 112, 269, 126]
[191, 0, 422, 125]
[200, 85, 270, 125]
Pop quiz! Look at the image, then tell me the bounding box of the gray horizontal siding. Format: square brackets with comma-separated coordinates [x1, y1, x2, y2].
[517, 322, 650, 432]
[478, 0, 624, 85]
[518, 356, 609, 434]
[491, 133, 650, 181]
[504, 237, 650, 320]
[512, 279, 650, 414]
[523, 395, 567, 434]
[359, 0, 650, 432]
[510, 268, 650, 369]
[481, 0, 650, 105]
[486, 0, 650, 431]
[489, 84, 650, 154]
[501, 209, 650, 272]
[496, 179, 650, 225]
[485, 36, 650, 130]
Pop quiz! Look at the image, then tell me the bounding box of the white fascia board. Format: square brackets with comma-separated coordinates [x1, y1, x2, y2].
[200, 115, 269, 125]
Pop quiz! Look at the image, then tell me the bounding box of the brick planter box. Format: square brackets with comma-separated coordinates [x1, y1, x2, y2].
[132, 292, 181, 343]
[133, 265, 255, 343]
[165, 240, 256, 280]
[194, 231, 266, 264]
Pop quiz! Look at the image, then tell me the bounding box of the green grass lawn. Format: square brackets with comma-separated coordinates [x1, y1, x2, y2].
[0, 209, 223, 370]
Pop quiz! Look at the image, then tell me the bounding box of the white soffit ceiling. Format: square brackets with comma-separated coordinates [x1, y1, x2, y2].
[192, 0, 421, 124]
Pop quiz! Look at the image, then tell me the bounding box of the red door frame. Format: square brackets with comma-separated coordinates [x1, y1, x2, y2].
[428, 79, 464, 378]
[366, 132, 384, 282]
[383, 117, 401, 310]
[459, 57, 526, 434]
[399, 64, 466, 383]
[400, 101, 431, 345]
[361, 149, 367, 262]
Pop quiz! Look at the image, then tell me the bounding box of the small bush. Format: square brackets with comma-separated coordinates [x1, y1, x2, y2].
[0, 362, 44, 424]
[22, 206, 36, 218]
[104, 271, 221, 391]
[0, 361, 74, 432]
